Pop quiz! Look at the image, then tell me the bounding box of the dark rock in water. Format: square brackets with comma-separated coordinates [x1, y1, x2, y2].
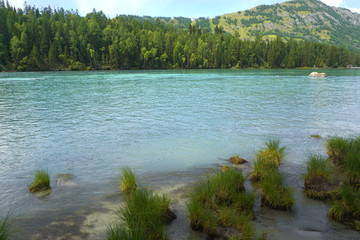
[163, 208, 177, 225]
[229, 156, 248, 164]
[206, 227, 241, 240]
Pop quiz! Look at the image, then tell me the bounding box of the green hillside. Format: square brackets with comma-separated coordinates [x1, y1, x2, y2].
[206, 0, 360, 52]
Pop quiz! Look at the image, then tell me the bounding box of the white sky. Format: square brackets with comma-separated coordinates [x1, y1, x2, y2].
[7, 0, 360, 18]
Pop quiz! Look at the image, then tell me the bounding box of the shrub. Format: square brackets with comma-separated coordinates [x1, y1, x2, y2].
[29, 169, 50, 193]
[119, 167, 137, 194]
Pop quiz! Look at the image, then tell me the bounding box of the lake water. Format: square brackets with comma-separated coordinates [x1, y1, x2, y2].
[1, 69, 360, 239]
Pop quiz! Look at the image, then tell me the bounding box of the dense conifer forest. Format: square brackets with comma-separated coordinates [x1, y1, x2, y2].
[0, 1, 360, 71]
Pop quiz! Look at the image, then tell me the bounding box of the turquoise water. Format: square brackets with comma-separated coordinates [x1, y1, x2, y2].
[1, 69, 360, 217]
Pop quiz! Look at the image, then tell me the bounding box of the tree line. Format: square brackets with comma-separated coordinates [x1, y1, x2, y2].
[0, 1, 360, 71]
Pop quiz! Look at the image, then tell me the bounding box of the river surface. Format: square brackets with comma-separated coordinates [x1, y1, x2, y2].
[0, 69, 360, 239]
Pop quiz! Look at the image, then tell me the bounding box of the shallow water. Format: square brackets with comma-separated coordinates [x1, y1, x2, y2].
[1, 69, 360, 238]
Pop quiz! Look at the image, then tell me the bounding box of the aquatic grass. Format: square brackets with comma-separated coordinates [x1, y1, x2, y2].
[328, 201, 344, 223]
[217, 208, 255, 239]
[0, 214, 11, 240]
[119, 167, 137, 194]
[117, 188, 170, 240]
[340, 185, 360, 218]
[310, 134, 322, 139]
[106, 224, 147, 240]
[344, 147, 360, 187]
[187, 198, 217, 234]
[326, 136, 352, 165]
[261, 172, 294, 210]
[208, 168, 246, 205]
[260, 138, 285, 167]
[250, 156, 278, 182]
[303, 154, 333, 199]
[304, 154, 331, 182]
[29, 169, 50, 193]
[187, 167, 256, 237]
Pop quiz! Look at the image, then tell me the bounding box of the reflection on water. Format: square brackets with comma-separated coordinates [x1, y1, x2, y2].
[1, 69, 360, 238]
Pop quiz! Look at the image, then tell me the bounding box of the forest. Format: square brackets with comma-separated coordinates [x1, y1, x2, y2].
[1, 1, 360, 71]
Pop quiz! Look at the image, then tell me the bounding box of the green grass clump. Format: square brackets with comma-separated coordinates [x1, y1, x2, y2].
[257, 138, 285, 168]
[310, 134, 322, 139]
[110, 188, 170, 240]
[303, 154, 334, 199]
[187, 167, 256, 238]
[344, 147, 360, 187]
[261, 171, 294, 210]
[340, 185, 360, 218]
[250, 157, 278, 182]
[29, 169, 50, 193]
[119, 167, 137, 194]
[305, 154, 331, 181]
[328, 201, 344, 223]
[0, 214, 10, 240]
[326, 136, 352, 165]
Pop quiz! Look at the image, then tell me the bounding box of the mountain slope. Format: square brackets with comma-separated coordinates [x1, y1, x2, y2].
[203, 0, 360, 52]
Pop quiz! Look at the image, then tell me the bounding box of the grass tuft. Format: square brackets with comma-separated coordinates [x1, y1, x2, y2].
[303, 154, 334, 199]
[261, 171, 294, 210]
[29, 169, 50, 193]
[187, 167, 256, 237]
[119, 167, 137, 194]
[326, 136, 352, 166]
[344, 147, 360, 187]
[0, 214, 11, 240]
[328, 201, 344, 223]
[113, 188, 170, 240]
[340, 185, 360, 218]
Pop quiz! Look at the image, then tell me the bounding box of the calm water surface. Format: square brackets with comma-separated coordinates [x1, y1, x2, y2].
[1, 69, 360, 238]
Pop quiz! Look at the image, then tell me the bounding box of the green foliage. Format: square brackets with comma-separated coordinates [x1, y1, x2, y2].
[29, 169, 50, 193]
[111, 188, 170, 240]
[0, 1, 359, 71]
[119, 167, 137, 194]
[0, 214, 10, 240]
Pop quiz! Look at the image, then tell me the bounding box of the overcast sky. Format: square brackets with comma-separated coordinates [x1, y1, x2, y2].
[8, 0, 360, 18]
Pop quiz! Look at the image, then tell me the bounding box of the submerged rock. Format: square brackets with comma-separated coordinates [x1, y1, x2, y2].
[229, 156, 248, 165]
[309, 72, 327, 77]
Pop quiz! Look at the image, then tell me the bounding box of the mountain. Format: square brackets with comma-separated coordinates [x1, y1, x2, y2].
[193, 0, 360, 52]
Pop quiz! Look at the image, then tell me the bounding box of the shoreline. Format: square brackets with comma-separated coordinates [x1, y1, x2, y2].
[1, 67, 358, 73]
[7, 161, 360, 240]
